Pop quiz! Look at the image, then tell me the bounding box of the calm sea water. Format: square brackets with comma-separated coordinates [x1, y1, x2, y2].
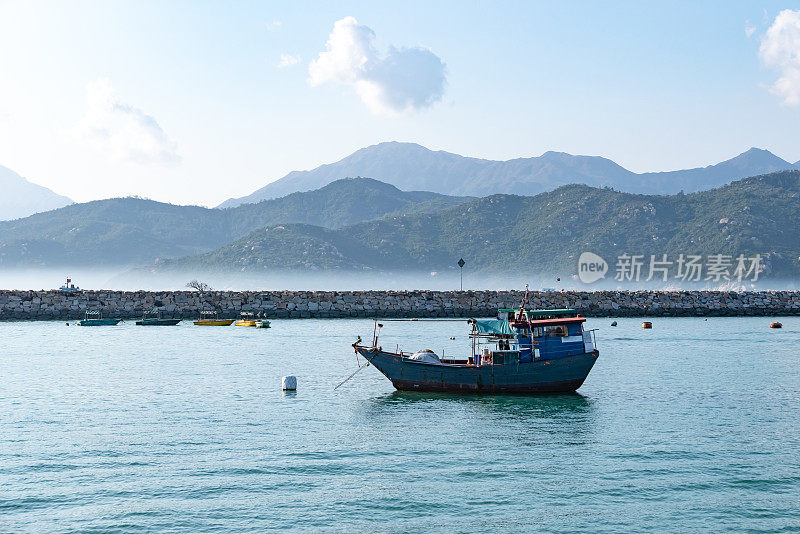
[1, 317, 799, 533]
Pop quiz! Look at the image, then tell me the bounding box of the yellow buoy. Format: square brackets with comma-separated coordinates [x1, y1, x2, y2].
[642, 321, 653, 329]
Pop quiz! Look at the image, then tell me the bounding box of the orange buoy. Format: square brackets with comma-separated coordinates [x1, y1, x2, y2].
[770, 322, 782, 329]
[642, 321, 652, 329]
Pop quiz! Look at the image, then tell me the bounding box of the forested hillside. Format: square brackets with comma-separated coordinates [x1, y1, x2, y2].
[0, 178, 469, 266]
[161, 171, 800, 278]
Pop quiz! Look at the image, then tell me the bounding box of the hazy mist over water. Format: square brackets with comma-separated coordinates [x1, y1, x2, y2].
[0, 268, 545, 292]
[1, 268, 799, 292]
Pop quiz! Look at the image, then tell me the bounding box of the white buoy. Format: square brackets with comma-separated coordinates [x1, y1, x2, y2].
[282, 376, 297, 391]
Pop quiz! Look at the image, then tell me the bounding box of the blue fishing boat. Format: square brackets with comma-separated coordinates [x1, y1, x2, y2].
[353, 288, 599, 394]
[78, 310, 122, 326]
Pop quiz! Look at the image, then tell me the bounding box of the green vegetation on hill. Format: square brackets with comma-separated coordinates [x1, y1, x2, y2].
[228, 177, 469, 230]
[158, 171, 800, 278]
[173, 224, 384, 271]
[0, 178, 470, 266]
[0, 198, 226, 266]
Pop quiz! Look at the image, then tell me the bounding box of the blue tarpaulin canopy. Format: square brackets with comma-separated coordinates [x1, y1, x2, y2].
[473, 319, 515, 336]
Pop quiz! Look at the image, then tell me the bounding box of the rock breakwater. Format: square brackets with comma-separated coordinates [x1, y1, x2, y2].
[1, 290, 798, 320]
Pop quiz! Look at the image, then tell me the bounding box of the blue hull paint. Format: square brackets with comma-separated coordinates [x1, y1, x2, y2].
[356, 346, 599, 394]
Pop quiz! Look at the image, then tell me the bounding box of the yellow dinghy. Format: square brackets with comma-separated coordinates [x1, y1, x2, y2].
[194, 311, 234, 326]
[195, 319, 235, 326]
[235, 312, 257, 327]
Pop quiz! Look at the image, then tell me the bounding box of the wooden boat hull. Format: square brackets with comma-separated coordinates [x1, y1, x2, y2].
[356, 346, 599, 394]
[78, 319, 122, 326]
[136, 318, 181, 326]
[193, 319, 234, 326]
[235, 320, 258, 327]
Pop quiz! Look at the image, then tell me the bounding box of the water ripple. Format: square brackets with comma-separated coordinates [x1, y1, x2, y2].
[0, 317, 798, 532]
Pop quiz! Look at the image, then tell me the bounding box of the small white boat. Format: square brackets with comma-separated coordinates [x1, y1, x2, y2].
[254, 312, 271, 328]
[59, 277, 80, 291]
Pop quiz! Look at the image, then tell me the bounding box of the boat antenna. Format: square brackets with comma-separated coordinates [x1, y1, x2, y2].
[516, 284, 529, 321]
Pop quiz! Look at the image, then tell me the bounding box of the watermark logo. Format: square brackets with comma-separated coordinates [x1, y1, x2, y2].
[578, 252, 608, 283]
[577, 252, 764, 283]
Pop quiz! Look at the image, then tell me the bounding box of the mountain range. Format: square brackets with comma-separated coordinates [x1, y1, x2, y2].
[219, 142, 800, 207]
[0, 165, 73, 221]
[2, 166, 799, 280]
[3, 143, 797, 222]
[164, 170, 800, 278]
[0, 178, 467, 267]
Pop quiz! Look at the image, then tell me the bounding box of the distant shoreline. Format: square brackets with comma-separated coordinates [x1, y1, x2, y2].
[0, 289, 798, 321]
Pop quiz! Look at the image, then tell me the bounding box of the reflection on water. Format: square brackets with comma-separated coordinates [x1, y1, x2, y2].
[370, 390, 592, 416]
[362, 391, 597, 446]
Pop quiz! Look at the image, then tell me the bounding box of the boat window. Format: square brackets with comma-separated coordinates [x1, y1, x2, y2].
[544, 325, 568, 337]
[532, 327, 543, 338]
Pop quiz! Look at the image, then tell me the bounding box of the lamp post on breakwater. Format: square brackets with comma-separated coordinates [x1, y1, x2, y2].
[458, 258, 465, 291]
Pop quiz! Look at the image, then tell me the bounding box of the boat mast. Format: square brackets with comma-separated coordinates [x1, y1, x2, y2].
[372, 320, 383, 348]
[515, 284, 529, 323]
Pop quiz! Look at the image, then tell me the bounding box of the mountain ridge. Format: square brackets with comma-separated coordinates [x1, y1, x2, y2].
[0, 165, 73, 221]
[219, 142, 799, 208]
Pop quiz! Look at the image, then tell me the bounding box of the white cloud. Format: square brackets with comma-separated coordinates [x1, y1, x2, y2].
[278, 53, 301, 68]
[308, 16, 446, 115]
[74, 79, 181, 165]
[745, 21, 756, 38]
[759, 9, 800, 106]
[269, 20, 281, 31]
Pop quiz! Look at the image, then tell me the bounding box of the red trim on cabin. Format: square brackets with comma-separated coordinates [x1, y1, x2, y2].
[512, 316, 586, 327]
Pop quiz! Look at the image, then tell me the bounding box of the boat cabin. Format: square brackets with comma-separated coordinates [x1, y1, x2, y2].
[470, 308, 594, 365]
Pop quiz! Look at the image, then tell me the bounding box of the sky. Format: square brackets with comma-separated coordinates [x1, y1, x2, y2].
[0, 0, 798, 207]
